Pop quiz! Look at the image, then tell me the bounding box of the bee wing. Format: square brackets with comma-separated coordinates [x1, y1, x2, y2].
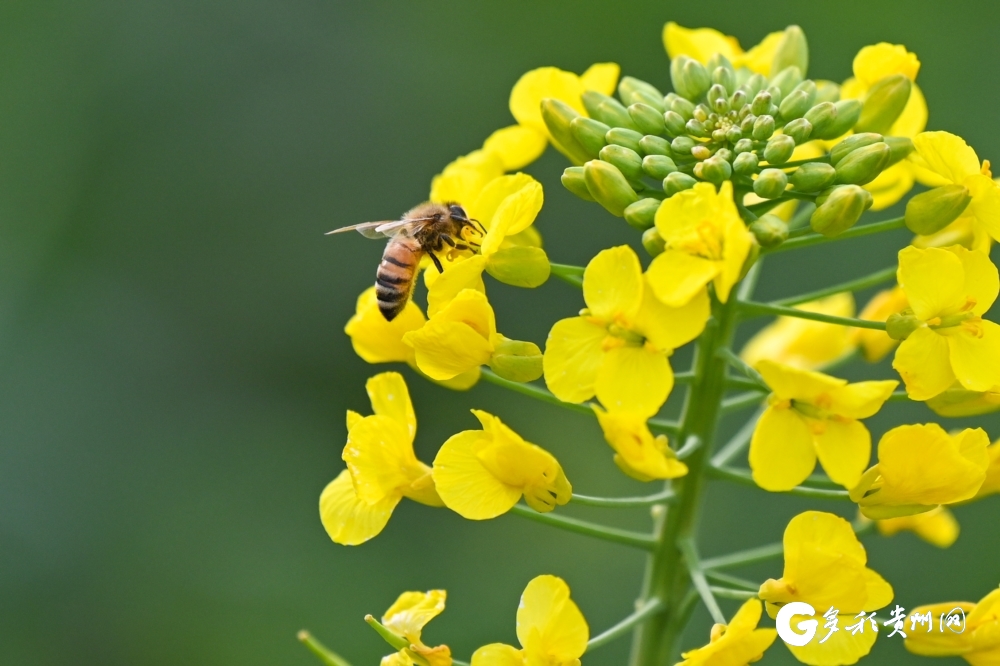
[326, 217, 435, 239]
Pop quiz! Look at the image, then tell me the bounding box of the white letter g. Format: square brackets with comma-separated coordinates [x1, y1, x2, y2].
[776, 602, 818, 646]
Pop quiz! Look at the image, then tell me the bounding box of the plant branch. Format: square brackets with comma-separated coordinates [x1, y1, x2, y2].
[704, 569, 761, 591]
[887, 390, 912, 402]
[508, 504, 655, 550]
[675, 435, 702, 460]
[716, 348, 768, 389]
[764, 216, 906, 254]
[587, 598, 665, 651]
[720, 391, 766, 414]
[709, 586, 759, 600]
[725, 376, 767, 391]
[678, 537, 726, 624]
[298, 631, 353, 666]
[702, 543, 785, 570]
[706, 465, 852, 500]
[774, 265, 897, 307]
[570, 489, 675, 508]
[710, 410, 760, 467]
[737, 300, 887, 330]
[549, 263, 584, 287]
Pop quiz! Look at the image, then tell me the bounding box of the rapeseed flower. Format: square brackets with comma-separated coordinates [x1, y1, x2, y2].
[543, 245, 710, 417]
[663, 22, 785, 76]
[749, 360, 896, 491]
[904, 586, 1000, 665]
[592, 406, 688, 481]
[647, 181, 755, 307]
[926, 386, 1000, 417]
[432, 410, 570, 519]
[470, 575, 588, 666]
[677, 599, 777, 666]
[852, 286, 907, 362]
[404, 289, 500, 382]
[972, 439, 1000, 500]
[741, 293, 857, 370]
[375, 590, 451, 666]
[892, 246, 1000, 401]
[875, 506, 960, 548]
[851, 423, 989, 519]
[320, 373, 442, 545]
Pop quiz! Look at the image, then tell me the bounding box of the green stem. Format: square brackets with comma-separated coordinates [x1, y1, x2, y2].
[737, 300, 887, 330]
[549, 262, 584, 287]
[709, 586, 758, 600]
[570, 490, 675, 508]
[705, 465, 852, 500]
[887, 390, 912, 402]
[675, 435, 702, 460]
[678, 537, 725, 624]
[720, 391, 765, 414]
[710, 411, 760, 467]
[765, 216, 906, 254]
[508, 504, 655, 550]
[702, 543, 784, 571]
[717, 348, 768, 388]
[588, 598, 665, 651]
[774, 265, 897, 307]
[725, 376, 767, 391]
[297, 631, 354, 666]
[704, 569, 760, 591]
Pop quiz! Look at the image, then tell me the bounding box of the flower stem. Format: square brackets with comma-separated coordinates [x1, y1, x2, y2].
[588, 598, 665, 651]
[701, 543, 785, 570]
[720, 391, 766, 414]
[678, 536, 726, 624]
[717, 348, 768, 388]
[764, 216, 906, 254]
[737, 300, 887, 330]
[570, 489, 675, 508]
[709, 586, 758, 600]
[705, 465, 852, 500]
[297, 631, 354, 666]
[704, 569, 760, 591]
[774, 265, 897, 307]
[508, 504, 655, 550]
[549, 262, 584, 287]
[710, 411, 760, 467]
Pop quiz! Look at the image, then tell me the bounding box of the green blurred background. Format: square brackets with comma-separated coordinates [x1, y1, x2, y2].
[2, 1, 999, 664]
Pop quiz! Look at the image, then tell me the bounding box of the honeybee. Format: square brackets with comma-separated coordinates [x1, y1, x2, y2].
[328, 202, 485, 321]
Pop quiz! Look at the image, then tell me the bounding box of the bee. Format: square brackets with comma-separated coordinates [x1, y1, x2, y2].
[328, 202, 485, 321]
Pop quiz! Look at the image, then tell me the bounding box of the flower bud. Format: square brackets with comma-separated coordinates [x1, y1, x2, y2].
[789, 162, 836, 192]
[904, 184, 973, 235]
[691, 145, 712, 161]
[783, 117, 812, 144]
[599, 144, 643, 182]
[489, 336, 543, 382]
[749, 213, 789, 248]
[670, 96, 696, 120]
[754, 168, 788, 199]
[779, 89, 812, 121]
[541, 99, 592, 164]
[715, 148, 733, 162]
[569, 116, 609, 158]
[618, 76, 665, 111]
[740, 113, 757, 134]
[584, 159, 639, 216]
[642, 227, 665, 257]
[854, 74, 912, 134]
[830, 132, 883, 165]
[769, 66, 803, 99]
[624, 197, 661, 231]
[752, 115, 775, 141]
[884, 136, 915, 167]
[725, 126, 743, 143]
[835, 141, 891, 185]
[692, 104, 709, 122]
[700, 155, 732, 184]
[582, 91, 638, 131]
[686, 118, 709, 138]
[812, 99, 862, 140]
[485, 246, 550, 288]
[885, 311, 921, 341]
[741, 73, 768, 99]
[629, 103, 667, 136]
[670, 55, 711, 100]
[804, 101, 837, 137]
[664, 171, 698, 195]
[734, 138, 754, 154]
[733, 151, 759, 175]
[606, 127, 644, 153]
[764, 85, 783, 107]
[811, 184, 872, 236]
[706, 52, 734, 73]
[750, 90, 772, 116]
[707, 82, 728, 106]
[639, 135, 673, 157]
[642, 154, 678, 179]
[763, 134, 796, 165]
[814, 80, 840, 104]
[663, 110, 687, 136]
[561, 166, 594, 201]
[712, 66, 735, 94]
[771, 25, 809, 78]
[729, 89, 747, 111]
[671, 135, 695, 155]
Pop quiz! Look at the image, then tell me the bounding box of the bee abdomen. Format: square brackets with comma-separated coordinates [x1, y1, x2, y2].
[375, 239, 420, 321]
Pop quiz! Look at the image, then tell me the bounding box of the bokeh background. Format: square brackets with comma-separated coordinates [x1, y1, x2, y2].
[2, 1, 999, 664]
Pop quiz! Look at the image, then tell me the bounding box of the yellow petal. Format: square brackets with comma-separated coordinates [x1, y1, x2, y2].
[786, 614, 878, 666]
[596, 345, 672, 417]
[663, 22, 742, 63]
[865, 162, 915, 210]
[717, 210, 755, 303]
[482, 125, 547, 171]
[319, 470, 399, 546]
[583, 245, 643, 321]
[890, 82, 927, 138]
[965, 173, 1000, 242]
[897, 246, 965, 320]
[852, 43, 920, 87]
[382, 590, 446, 643]
[877, 506, 960, 548]
[973, 441, 1000, 499]
[470, 173, 539, 229]
[470, 643, 522, 666]
[516, 575, 588, 660]
[912, 131, 982, 184]
[426, 256, 487, 318]
[593, 407, 688, 480]
[404, 289, 495, 381]
[430, 366, 481, 391]
[750, 405, 817, 491]
[365, 372, 417, 441]
[432, 430, 521, 520]
[646, 249, 719, 308]
[579, 62, 620, 95]
[633, 276, 711, 352]
[756, 359, 846, 404]
[948, 319, 1000, 393]
[893, 327, 956, 400]
[737, 31, 785, 76]
[509, 67, 584, 134]
[952, 245, 999, 316]
[343, 415, 419, 504]
[430, 150, 505, 205]
[346, 409, 363, 432]
[812, 418, 871, 489]
[827, 380, 898, 419]
[480, 178, 543, 257]
[741, 293, 856, 371]
[345, 287, 425, 364]
[542, 316, 606, 403]
[854, 287, 907, 362]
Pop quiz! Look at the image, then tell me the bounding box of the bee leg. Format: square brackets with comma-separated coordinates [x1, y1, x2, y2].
[441, 234, 470, 252]
[428, 252, 444, 273]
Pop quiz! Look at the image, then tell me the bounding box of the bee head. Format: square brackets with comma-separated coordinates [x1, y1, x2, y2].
[448, 204, 469, 222]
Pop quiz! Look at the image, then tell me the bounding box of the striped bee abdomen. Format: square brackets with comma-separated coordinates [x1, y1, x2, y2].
[375, 236, 422, 321]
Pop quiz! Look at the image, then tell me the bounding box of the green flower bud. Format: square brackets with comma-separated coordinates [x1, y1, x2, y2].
[763, 134, 796, 165]
[671, 55, 711, 100]
[663, 110, 687, 136]
[778, 89, 813, 121]
[884, 136, 915, 167]
[670, 96, 696, 120]
[715, 148, 733, 162]
[771, 25, 809, 78]
[751, 90, 772, 115]
[582, 91, 638, 131]
[730, 90, 748, 111]
[561, 166, 594, 201]
[639, 135, 673, 157]
[569, 116, 610, 158]
[642, 226, 665, 257]
[599, 144, 643, 182]
[642, 154, 678, 179]
[540, 99, 591, 164]
[691, 145, 712, 161]
[789, 162, 837, 192]
[814, 80, 840, 104]
[686, 118, 709, 138]
[485, 246, 551, 289]
[606, 127, 645, 153]
[489, 336, 544, 382]
[830, 132, 883, 165]
[764, 85, 783, 107]
[712, 66, 735, 93]
[752, 115, 775, 141]
[813, 100, 862, 140]
[783, 117, 812, 144]
[692, 104, 709, 122]
[754, 168, 788, 199]
[706, 52, 734, 73]
[725, 126, 743, 143]
[740, 113, 757, 134]
[854, 74, 912, 134]
[904, 184, 973, 235]
[835, 141, 891, 185]
[733, 151, 759, 175]
[707, 83, 728, 108]
[749, 213, 789, 248]
[885, 311, 921, 341]
[811, 184, 872, 236]
[671, 135, 695, 155]
[618, 76, 665, 110]
[628, 103, 667, 136]
[664, 171, 698, 196]
[584, 159, 639, 217]
[624, 197, 661, 231]
[741, 73, 768, 98]
[769, 65, 803, 99]
[700, 155, 732, 184]
[734, 138, 754, 154]
[803, 101, 837, 137]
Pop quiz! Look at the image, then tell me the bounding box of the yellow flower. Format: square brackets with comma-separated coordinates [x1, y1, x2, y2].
[904, 586, 1000, 666]
[892, 245, 1000, 401]
[542, 245, 710, 417]
[741, 293, 857, 370]
[850, 423, 989, 519]
[662, 22, 785, 76]
[470, 575, 588, 666]
[912, 215, 993, 254]
[973, 439, 1000, 500]
[319, 372, 442, 545]
[404, 289, 500, 381]
[851, 286, 907, 362]
[677, 598, 777, 666]
[432, 410, 571, 520]
[759, 511, 893, 666]
[430, 149, 507, 207]
[908, 132, 1000, 241]
[592, 406, 688, 481]
[647, 181, 755, 307]
[926, 386, 1000, 418]
[749, 360, 897, 491]
[875, 506, 960, 548]
[377, 590, 452, 666]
